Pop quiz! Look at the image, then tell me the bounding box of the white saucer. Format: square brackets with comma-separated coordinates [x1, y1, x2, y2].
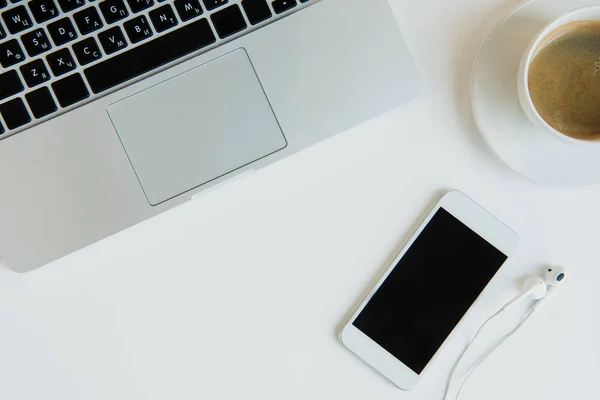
[472, 0, 600, 188]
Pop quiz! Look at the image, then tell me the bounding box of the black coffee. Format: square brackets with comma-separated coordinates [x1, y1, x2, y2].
[528, 21, 600, 140]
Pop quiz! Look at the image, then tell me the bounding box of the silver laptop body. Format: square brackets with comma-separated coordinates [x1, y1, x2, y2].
[0, 0, 420, 272]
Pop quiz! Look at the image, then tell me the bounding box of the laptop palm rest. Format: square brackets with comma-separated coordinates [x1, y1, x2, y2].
[107, 49, 287, 206]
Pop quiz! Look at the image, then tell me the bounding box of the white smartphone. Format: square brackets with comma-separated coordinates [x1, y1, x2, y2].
[340, 191, 519, 390]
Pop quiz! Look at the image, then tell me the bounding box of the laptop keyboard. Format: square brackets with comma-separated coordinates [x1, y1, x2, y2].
[0, 0, 315, 138]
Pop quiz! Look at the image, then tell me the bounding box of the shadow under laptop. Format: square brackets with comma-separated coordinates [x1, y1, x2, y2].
[0, 255, 10, 272]
[0, 255, 27, 291]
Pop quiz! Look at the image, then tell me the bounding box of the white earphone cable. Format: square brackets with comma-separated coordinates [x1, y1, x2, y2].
[452, 308, 535, 400]
[443, 297, 536, 400]
[442, 307, 504, 400]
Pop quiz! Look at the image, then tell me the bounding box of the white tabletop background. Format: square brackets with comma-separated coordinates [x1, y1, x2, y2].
[1, 0, 599, 399]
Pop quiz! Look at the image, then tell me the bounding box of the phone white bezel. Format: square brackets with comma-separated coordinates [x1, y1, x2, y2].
[339, 190, 519, 390]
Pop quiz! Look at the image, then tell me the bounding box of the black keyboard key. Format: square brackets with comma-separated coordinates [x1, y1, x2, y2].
[0, 97, 31, 129]
[0, 0, 7, 8]
[0, 121, 4, 136]
[210, 4, 246, 39]
[72, 36, 101, 65]
[46, 47, 75, 76]
[124, 15, 152, 43]
[98, 26, 127, 54]
[85, 18, 216, 93]
[0, 70, 24, 101]
[2, 5, 33, 34]
[0, 20, 5, 39]
[202, 0, 226, 11]
[28, 0, 59, 23]
[20, 58, 50, 87]
[0, 39, 26, 67]
[21, 28, 52, 57]
[57, 0, 84, 12]
[271, 0, 295, 14]
[47, 17, 77, 46]
[126, 0, 153, 13]
[99, 0, 128, 24]
[25, 86, 57, 118]
[73, 6, 103, 35]
[51, 73, 89, 107]
[242, 0, 271, 25]
[174, 0, 202, 22]
[149, 4, 177, 33]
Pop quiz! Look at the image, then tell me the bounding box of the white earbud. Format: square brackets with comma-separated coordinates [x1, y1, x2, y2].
[545, 266, 567, 285]
[502, 266, 567, 312]
[533, 266, 567, 311]
[502, 276, 547, 311]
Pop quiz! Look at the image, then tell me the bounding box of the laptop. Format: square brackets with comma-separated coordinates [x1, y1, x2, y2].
[0, 0, 420, 272]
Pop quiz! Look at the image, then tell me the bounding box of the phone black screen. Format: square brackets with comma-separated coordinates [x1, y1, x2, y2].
[353, 208, 507, 374]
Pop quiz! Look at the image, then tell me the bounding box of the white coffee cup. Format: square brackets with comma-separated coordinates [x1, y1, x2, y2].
[517, 6, 600, 146]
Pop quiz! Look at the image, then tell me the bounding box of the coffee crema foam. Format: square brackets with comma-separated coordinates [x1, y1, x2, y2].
[528, 21, 600, 140]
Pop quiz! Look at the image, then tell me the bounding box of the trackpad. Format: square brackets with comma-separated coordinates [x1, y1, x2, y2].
[107, 49, 287, 206]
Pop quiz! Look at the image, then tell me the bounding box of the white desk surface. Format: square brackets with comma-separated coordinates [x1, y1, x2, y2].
[2, 0, 599, 399]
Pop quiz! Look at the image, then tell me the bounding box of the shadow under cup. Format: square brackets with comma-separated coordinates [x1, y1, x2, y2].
[527, 19, 600, 142]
